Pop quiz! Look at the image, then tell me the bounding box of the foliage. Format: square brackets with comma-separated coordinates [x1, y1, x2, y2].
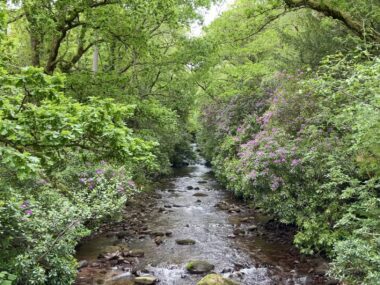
[0, 67, 155, 283]
[195, 1, 380, 284]
[198, 50, 380, 284]
[1, 0, 213, 282]
[2, 0, 380, 284]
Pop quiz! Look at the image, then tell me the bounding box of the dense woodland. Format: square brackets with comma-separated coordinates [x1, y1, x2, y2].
[0, 0, 379, 284]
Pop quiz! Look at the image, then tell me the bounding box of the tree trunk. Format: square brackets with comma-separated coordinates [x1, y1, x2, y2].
[30, 33, 41, 66]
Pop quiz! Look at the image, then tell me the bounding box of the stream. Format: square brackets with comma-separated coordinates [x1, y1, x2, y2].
[75, 148, 331, 285]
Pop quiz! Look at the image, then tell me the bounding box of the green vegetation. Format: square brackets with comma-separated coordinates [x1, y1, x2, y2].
[1, 0, 379, 284]
[0, 0, 210, 283]
[194, 1, 380, 284]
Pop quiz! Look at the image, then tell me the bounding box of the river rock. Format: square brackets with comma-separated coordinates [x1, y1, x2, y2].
[176, 239, 196, 245]
[239, 217, 251, 223]
[134, 275, 157, 284]
[197, 274, 239, 285]
[124, 249, 144, 257]
[215, 201, 230, 210]
[247, 225, 258, 231]
[193, 193, 208, 197]
[186, 260, 215, 274]
[198, 180, 207, 184]
[154, 236, 163, 245]
[78, 260, 88, 269]
[194, 187, 200, 190]
[233, 228, 245, 236]
[103, 251, 121, 260]
[228, 207, 241, 213]
[151, 231, 166, 237]
[187, 186, 194, 190]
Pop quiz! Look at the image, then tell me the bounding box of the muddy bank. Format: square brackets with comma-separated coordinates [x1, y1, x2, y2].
[75, 157, 336, 285]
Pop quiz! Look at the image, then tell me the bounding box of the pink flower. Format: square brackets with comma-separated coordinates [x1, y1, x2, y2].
[291, 159, 301, 167]
[248, 170, 257, 180]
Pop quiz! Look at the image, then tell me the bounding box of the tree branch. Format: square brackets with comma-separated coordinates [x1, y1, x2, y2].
[283, 0, 380, 42]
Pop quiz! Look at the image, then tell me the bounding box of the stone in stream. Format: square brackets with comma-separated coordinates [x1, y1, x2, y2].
[247, 225, 258, 231]
[198, 180, 208, 184]
[124, 249, 144, 257]
[233, 228, 245, 236]
[77, 260, 88, 269]
[186, 260, 215, 274]
[187, 186, 194, 190]
[194, 187, 200, 190]
[154, 236, 163, 245]
[197, 274, 239, 285]
[176, 239, 196, 245]
[239, 217, 251, 223]
[214, 201, 230, 211]
[134, 275, 157, 285]
[151, 231, 166, 237]
[228, 207, 241, 213]
[193, 193, 208, 197]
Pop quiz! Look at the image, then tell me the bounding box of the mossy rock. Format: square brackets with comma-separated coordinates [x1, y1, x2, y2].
[176, 239, 196, 245]
[186, 260, 214, 274]
[197, 274, 239, 285]
[134, 275, 157, 284]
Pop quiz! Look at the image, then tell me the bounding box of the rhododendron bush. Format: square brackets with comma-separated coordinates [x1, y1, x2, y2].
[197, 51, 380, 284]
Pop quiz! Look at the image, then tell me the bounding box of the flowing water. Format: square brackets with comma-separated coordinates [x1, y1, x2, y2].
[75, 148, 329, 285]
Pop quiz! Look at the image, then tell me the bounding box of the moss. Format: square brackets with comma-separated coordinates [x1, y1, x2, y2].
[197, 274, 239, 285]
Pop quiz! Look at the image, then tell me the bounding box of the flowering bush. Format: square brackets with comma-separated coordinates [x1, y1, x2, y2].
[237, 128, 300, 192]
[198, 50, 380, 284]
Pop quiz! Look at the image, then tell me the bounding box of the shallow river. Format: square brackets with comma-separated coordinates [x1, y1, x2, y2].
[75, 152, 329, 285]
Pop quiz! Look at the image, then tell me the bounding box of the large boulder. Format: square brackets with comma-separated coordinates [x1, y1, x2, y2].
[134, 275, 157, 284]
[197, 274, 239, 285]
[186, 260, 214, 274]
